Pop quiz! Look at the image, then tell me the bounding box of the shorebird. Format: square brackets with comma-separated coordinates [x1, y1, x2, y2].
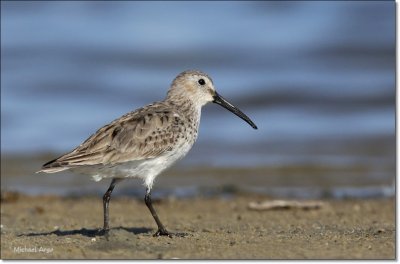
[38, 70, 257, 237]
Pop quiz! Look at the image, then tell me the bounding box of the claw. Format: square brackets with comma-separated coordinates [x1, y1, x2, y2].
[153, 228, 173, 238]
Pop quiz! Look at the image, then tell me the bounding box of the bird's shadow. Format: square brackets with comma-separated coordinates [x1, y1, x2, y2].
[19, 226, 152, 238]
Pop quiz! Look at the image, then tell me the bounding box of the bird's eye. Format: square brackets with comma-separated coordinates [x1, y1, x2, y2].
[198, 79, 206, 85]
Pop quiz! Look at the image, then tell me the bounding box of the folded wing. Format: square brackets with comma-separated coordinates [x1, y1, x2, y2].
[39, 103, 183, 173]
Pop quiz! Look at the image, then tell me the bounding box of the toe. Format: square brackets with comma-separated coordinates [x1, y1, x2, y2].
[153, 229, 172, 238]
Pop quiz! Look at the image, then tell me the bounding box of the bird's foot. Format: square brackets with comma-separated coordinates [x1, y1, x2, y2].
[153, 229, 190, 238]
[96, 228, 110, 236]
[153, 228, 173, 238]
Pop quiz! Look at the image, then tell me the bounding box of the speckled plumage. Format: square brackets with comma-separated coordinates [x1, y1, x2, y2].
[39, 70, 257, 236]
[40, 71, 205, 189]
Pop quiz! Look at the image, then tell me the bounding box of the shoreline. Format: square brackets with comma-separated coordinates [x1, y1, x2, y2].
[2, 154, 395, 200]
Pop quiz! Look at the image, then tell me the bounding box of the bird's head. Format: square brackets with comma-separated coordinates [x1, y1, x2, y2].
[167, 70, 257, 129]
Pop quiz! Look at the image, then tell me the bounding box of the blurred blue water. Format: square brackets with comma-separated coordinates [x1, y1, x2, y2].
[1, 2, 395, 196]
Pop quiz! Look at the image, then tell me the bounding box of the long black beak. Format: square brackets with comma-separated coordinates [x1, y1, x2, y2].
[213, 91, 258, 129]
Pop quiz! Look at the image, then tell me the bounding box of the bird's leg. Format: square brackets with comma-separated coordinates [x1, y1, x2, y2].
[144, 188, 172, 237]
[100, 178, 121, 235]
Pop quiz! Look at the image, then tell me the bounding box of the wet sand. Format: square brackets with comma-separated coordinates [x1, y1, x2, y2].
[0, 193, 395, 259]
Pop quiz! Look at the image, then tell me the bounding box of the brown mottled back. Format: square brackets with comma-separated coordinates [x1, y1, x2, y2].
[42, 101, 199, 170]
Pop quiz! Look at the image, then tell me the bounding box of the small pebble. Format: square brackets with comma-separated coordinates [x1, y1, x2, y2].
[91, 238, 96, 242]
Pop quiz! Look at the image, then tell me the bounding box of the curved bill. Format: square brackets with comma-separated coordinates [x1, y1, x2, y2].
[213, 91, 258, 129]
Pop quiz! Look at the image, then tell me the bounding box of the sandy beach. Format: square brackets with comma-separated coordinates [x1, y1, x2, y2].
[0, 192, 395, 259]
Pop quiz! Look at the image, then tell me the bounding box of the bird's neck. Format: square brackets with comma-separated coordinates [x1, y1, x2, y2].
[165, 95, 202, 125]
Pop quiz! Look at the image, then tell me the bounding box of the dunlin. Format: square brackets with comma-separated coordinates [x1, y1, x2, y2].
[39, 70, 257, 237]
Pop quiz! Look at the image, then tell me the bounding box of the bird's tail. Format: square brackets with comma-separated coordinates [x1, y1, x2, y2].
[36, 167, 69, 174]
[36, 157, 70, 174]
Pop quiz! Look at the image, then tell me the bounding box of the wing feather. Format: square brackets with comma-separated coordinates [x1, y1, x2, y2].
[40, 102, 184, 172]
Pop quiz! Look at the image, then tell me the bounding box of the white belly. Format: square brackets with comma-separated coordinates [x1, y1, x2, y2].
[73, 141, 194, 190]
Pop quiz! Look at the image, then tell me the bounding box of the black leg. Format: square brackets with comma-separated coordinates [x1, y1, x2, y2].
[144, 188, 172, 237]
[101, 178, 121, 234]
